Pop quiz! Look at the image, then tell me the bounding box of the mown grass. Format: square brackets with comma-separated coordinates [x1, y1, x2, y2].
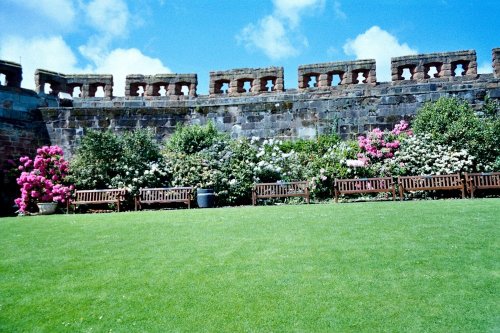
[0, 199, 499, 332]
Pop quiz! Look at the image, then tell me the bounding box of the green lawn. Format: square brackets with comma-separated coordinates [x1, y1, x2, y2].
[0, 199, 499, 332]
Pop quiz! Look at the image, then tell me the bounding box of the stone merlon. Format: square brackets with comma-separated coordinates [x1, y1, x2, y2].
[298, 59, 377, 89]
[0, 60, 22, 88]
[493, 48, 500, 79]
[34, 69, 113, 98]
[125, 74, 197, 98]
[391, 50, 477, 82]
[209, 67, 284, 96]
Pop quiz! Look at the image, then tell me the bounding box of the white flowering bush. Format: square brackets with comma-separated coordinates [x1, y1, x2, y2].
[303, 141, 358, 199]
[253, 138, 304, 183]
[69, 129, 169, 197]
[164, 137, 258, 206]
[382, 134, 476, 176]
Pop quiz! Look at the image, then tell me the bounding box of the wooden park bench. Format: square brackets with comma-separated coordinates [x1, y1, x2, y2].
[464, 172, 500, 198]
[68, 188, 127, 212]
[334, 177, 396, 202]
[135, 187, 193, 210]
[252, 181, 310, 205]
[397, 174, 465, 200]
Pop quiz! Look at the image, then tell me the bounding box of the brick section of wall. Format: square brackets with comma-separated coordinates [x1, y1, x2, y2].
[0, 107, 50, 216]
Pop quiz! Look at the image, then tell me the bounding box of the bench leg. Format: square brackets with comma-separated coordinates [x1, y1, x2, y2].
[334, 190, 339, 203]
[399, 187, 404, 201]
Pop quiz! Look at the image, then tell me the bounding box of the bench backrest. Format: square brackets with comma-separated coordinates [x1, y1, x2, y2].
[74, 189, 126, 203]
[335, 177, 393, 193]
[254, 182, 309, 197]
[465, 172, 500, 188]
[398, 174, 462, 190]
[139, 187, 192, 201]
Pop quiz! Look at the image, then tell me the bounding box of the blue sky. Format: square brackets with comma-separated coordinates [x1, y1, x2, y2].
[1, 0, 499, 95]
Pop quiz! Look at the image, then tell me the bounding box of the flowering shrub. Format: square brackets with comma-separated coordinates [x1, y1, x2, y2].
[304, 141, 358, 199]
[253, 138, 304, 183]
[165, 137, 258, 206]
[14, 146, 72, 214]
[165, 122, 227, 154]
[382, 134, 476, 176]
[413, 97, 500, 170]
[357, 120, 412, 163]
[69, 129, 168, 195]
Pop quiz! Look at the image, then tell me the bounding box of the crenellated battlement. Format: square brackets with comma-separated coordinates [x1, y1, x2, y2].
[1, 47, 498, 99]
[0, 60, 23, 88]
[125, 74, 197, 98]
[298, 59, 377, 89]
[209, 67, 284, 96]
[34, 69, 113, 98]
[493, 48, 500, 78]
[391, 50, 477, 82]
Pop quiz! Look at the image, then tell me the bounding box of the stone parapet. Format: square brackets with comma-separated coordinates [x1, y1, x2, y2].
[298, 59, 377, 89]
[34, 70, 113, 98]
[493, 48, 500, 78]
[66, 74, 113, 98]
[125, 74, 197, 98]
[209, 67, 284, 96]
[391, 50, 477, 82]
[34, 69, 67, 95]
[0, 60, 22, 88]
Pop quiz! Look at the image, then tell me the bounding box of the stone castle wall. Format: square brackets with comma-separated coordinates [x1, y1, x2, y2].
[1, 48, 499, 158]
[1, 47, 499, 214]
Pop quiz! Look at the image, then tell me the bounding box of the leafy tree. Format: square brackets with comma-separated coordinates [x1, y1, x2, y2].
[165, 122, 228, 154]
[68, 129, 167, 191]
[413, 97, 500, 170]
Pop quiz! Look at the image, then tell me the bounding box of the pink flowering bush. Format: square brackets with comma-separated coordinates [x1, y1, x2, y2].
[14, 146, 73, 214]
[356, 120, 412, 164]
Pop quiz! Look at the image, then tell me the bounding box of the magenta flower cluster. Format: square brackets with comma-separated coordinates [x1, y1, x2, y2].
[356, 120, 412, 163]
[14, 146, 73, 214]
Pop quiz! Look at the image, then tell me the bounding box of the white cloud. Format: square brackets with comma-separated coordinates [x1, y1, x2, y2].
[84, 0, 130, 37]
[237, 0, 323, 60]
[93, 48, 172, 96]
[273, 0, 325, 26]
[477, 61, 492, 74]
[333, 1, 347, 20]
[0, 35, 171, 96]
[237, 16, 299, 60]
[0, 35, 80, 89]
[5, 0, 76, 27]
[343, 26, 417, 82]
